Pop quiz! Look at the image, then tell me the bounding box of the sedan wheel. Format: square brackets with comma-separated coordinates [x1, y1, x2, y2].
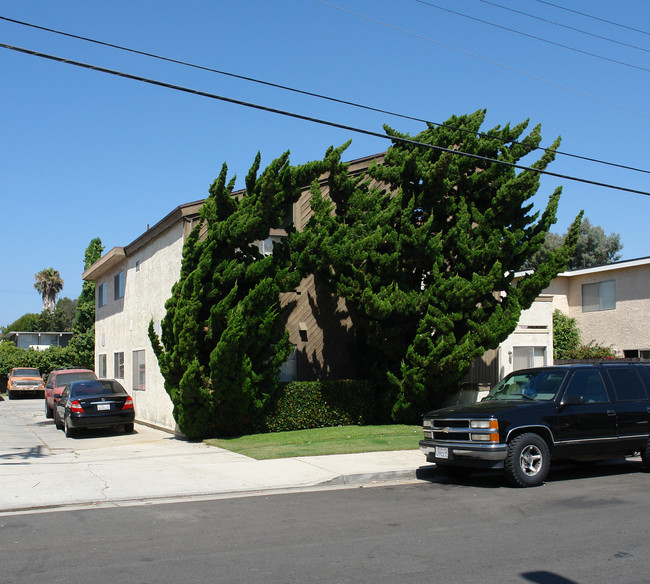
[64, 417, 76, 438]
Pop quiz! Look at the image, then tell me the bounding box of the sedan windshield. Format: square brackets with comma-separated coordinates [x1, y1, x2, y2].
[484, 370, 567, 402]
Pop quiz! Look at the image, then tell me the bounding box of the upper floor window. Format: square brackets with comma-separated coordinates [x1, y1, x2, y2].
[582, 280, 615, 312]
[114, 271, 125, 300]
[97, 282, 107, 307]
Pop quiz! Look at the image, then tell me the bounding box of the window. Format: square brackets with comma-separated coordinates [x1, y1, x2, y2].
[563, 370, 609, 404]
[97, 282, 107, 307]
[607, 368, 647, 401]
[513, 346, 547, 371]
[133, 350, 146, 390]
[114, 271, 125, 300]
[114, 352, 124, 379]
[98, 354, 107, 378]
[279, 347, 297, 382]
[582, 280, 616, 312]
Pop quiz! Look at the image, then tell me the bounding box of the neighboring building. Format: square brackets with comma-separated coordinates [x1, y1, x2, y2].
[545, 256, 650, 359]
[3, 331, 73, 351]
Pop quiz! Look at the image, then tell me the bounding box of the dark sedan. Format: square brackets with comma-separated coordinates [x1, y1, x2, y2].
[54, 379, 135, 438]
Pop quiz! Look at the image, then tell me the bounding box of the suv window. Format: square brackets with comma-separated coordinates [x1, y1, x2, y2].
[607, 368, 648, 401]
[563, 370, 609, 404]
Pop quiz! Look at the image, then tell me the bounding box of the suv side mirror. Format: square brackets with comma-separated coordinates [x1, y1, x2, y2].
[562, 394, 585, 407]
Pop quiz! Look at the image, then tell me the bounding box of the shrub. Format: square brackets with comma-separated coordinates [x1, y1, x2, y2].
[265, 380, 382, 433]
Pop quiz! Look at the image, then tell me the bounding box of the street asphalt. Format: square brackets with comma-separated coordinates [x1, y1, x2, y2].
[0, 397, 434, 514]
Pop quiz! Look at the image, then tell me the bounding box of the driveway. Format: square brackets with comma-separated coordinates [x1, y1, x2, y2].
[0, 397, 427, 513]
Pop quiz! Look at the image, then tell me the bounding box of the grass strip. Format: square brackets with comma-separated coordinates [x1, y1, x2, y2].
[206, 424, 421, 460]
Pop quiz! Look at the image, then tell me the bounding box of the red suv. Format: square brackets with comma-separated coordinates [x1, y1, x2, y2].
[44, 369, 97, 419]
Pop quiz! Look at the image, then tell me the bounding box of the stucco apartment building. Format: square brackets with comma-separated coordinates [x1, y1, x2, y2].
[83, 154, 647, 432]
[545, 256, 650, 359]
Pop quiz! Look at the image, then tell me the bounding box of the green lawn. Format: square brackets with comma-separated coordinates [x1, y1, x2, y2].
[206, 425, 422, 460]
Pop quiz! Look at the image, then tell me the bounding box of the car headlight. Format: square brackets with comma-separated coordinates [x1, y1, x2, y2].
[423, 419, 433, 429]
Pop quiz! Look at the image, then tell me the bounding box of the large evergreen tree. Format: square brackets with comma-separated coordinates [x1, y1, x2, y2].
[302, 111, 582, 422]
[67, 238, 104, 368]
[149, 148, 347, 438]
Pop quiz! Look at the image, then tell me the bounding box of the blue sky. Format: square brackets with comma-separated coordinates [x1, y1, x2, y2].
[1, 0, 648, 327]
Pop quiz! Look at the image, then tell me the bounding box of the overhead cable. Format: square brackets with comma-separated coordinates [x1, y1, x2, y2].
[2, 42, 649, 198]
[534, 0, 650, 38]
[313, 0, 650, 119]
[478, 0, 650, 55]
[2, 13, 649, 176]
[415, 0, 650, 73]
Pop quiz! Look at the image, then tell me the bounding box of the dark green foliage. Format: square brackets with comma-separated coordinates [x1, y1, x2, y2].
[150, 148, 349, 438]
[302, 111, 582, 422]
[3, 298, 77, 334]
[0, 342, 85, 389]
[67, 238, 104, 370]
[552, 309, 615, 359]
[265, 380, 380, 432]
[552, 310, 581, 359]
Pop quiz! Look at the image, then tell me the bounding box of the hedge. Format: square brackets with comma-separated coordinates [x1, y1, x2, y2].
[265, 380, 382, 432]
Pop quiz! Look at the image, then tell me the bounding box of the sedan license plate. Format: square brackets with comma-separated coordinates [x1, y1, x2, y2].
[435, 446, 449, 459]
[96, 403, 111, 411]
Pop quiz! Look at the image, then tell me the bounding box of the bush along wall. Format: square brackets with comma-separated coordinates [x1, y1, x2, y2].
[264, 380, 382, 432]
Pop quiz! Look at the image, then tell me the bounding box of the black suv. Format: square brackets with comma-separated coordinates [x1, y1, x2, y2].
[420, 363, 650, 487]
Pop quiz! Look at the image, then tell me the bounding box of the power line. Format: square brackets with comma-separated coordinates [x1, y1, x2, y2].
[314, 0, 650, 119]
[2, 41, 649, 198]
[477, 0, 650, 55]
[2, 13, 649, 176]
[534, 0, 650, 38]
[415, 0, 650, 73]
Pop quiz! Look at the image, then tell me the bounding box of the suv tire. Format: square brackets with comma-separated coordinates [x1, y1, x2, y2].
[504, 433, 550, 487]
[641, 441, 650, 470]
[45, 400, 53, 419]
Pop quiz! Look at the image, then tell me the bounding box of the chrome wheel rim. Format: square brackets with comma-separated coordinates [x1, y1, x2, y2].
[519, 444, 543, 476]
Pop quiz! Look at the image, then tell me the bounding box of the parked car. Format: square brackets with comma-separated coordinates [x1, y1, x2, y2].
[420, 363, 650, 487]
[6, 367, 45, 399]
[54, 379, 135, 438]
[44, 369, 97, 419]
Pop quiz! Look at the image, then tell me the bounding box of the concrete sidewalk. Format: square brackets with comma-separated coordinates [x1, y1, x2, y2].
[0, 399, 434, 514]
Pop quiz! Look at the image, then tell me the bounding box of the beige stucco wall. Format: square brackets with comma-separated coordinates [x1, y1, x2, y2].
[497, 295, 554, 381]
[559, 265, 650, 355]
[94, 223, 185, 432]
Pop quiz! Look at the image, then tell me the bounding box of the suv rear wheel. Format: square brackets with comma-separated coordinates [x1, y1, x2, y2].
[504, 433, 550, 487]
[641, 441, 650, 470]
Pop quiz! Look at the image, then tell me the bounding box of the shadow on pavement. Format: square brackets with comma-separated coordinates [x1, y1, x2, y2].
[415, 459, 646, 489]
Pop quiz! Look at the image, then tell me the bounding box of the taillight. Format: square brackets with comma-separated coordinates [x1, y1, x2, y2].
[122, 396, 134, 410]
[70, 400, 84, 413]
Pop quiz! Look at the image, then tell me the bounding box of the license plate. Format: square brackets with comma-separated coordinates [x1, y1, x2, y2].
[97, 403, 111, 411]
[435, 446, 449, 459]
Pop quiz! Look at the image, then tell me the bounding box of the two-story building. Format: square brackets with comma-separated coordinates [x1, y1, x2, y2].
[84, 154, 646, 433]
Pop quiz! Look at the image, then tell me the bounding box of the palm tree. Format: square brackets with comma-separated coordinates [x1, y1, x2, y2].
[34, 268, 64, 312]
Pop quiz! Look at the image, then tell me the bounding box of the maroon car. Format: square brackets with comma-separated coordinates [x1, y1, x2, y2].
[44, 369, 97, 419]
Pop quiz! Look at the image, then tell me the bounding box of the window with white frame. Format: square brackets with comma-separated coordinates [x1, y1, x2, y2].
[98, 354, 107, 378]
[513, 346, 547, 371]
[114, 352, 124, 379]
[133, 350, 146, 390]
[582, 280, 616, 312]
[97, 282, 107, 307]
[114, 271, 125, 300]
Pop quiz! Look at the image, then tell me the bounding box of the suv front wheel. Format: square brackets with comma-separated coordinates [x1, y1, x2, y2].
[504, 433, 550, 487]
